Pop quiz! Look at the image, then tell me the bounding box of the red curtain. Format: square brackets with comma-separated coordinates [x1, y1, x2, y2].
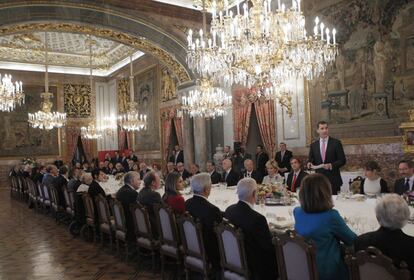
[162, 118, 173, 161]
[173, 117, 183, 148]
[66, 127, 93, 161]
[233, 89, 252, 147]
[255, 101, 276, 158]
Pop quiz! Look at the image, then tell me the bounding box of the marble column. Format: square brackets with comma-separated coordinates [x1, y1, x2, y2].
[193, 117, 207, 170]
[96, 80, 118, 151]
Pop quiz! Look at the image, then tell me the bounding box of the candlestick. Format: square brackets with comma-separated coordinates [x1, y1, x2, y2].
[320, 22, 324, 40]
[332, 28, 337, 44]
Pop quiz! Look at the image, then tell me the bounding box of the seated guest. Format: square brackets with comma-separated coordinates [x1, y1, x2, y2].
[206, 161, 221, 184]
[262, 160, 284, 185]
[286, 157, 308, 192]
[294, 174, 357, 280]
[394, 159, 414, 195]
[360, 161, 388, 195]
[22, 165, 32, 178]
[189, 163, 200, 177]
[42, 165, 58, 187]
[99, 161, 109, 174]
[185, 173, 223, 274]
[88, 169, 106, 200]
[152, 163, 163, 180]
[112, 163, 125, 175]
[32, 165, 46, 184]
[137, 171, 162, 236]
[112, 151, 122, 164]
[82, 162, 91, 172]
[127, 159, 135, 172]
[116, 171, 141, 242]
[177, 162, 191, 181]
[53, 166, 69, 207]
[68, 168, 83, 193]
[221, 158, 240, 186]
[107, 162, 114, 175]
[131, 163, 139, 172]
[77, 173, 93, 193]
[225, 178, 278, 279]
[165, 161, 176, 177]
[139, 162, 150, 179]
[162, 172, 185, 214]
[104, 153, 112, 163]
[243, 159, 262, 183]
[355, 194, 414, 275]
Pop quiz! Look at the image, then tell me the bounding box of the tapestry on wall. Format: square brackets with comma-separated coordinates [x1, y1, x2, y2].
[64, 84, 91, 118]
[0, 85, 59, 157]
[134, 66, 160, 151]
[306, 0, 413, 141]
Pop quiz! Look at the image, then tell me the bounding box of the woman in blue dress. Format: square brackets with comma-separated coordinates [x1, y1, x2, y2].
[294, 173, 357, 280]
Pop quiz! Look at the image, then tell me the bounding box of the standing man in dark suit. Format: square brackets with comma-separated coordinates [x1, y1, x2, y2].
[112, 151, 122, 164]
[185, 173, 223, 276]
[275, 142, 292, 175]
[225, 178, 278, 279]
[243, 159, 262, 183]
[394, 159, 414, 195]
[307, 121, 346, 195]
[286, 157, 308, 192]
[116, 171, 140, 242]
[206, 161, 221, 184]
[53, 166, 69, 207]
[221, 158, 240, 186]
[137, 171, 162, 237]
[173, 145, 184, 165]
[255, 145, 269, 178]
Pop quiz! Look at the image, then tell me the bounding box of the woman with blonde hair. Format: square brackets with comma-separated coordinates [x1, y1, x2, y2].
[262, 159, 284, 185]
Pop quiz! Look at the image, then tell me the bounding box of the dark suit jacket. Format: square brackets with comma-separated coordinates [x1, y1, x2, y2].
[111, 156, 122, 164]
[210, 171, 221, 184]
[174, 150, 184, 165]
[275, 150, 293, 174]
[242, 170, 262, 184]
[88, 180, 106, 200]
[394, 178, 412, 195]
[222, 169, 240, 186]
[116, 185, 138, 241]
[137, 186, 162, 236]
[185, 195, 223, 269]
[308, 137, 346, 193]
[225, 201, 278, 279]
[355, 227, 414, 277]
[139, 168, 150, 180]
[256, 152, 269, 176]
[180, 169, 191, 181]
[286, 170, 308, 192]
[360, 178, 388, 194]
[53, 175, 68, 207]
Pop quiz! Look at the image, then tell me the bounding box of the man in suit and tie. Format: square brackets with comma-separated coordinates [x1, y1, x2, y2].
[176, 162, 191, 180]
[225, 178, 278, 279]
[185, 173, 223, 276]
[222, 158, 240, 186]
[116, 171, 140, 242]
[243, 159, 262, 183]
[223, 145, 233, 159]
[394, 159, 414, 195]
[138, 162, 150, 180]
[206, 161, 221, 184]
[255, 145, 269, 178]
[286, 157, 308, 192]
[307, 121, 346, 195]
[112, 151, 122, 164]
[173, 145, 184, 165]
[275, 142, 292, 175]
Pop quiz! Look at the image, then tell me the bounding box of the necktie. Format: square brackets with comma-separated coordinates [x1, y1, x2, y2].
[248, 172, 251, 178]
[321, 139, 326, 162]
[291, 174, 297, 192]
[405, 178, 410, 191]
[225, 171, 229, 181]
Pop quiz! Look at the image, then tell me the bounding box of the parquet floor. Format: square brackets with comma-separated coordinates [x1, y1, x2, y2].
[0, 188, 162, 280]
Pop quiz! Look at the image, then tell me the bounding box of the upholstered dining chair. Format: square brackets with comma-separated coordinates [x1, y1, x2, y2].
[95, 194, 114, 251]
[50, 185, 65, 224]
[345, 246, 411, 280]
[273, 229, 318, 280]
[154, 204, 182, 279]
[40, 184, 51, 214]
[112, 199, 131, 261]
[9, 175, 17, 199]
[178, 214, 210, 280]
[62, 186, 75, 219]
[17, 176, 27, 201]
[81, 193, 97, 243]
[215, 221, 250, 280]
[25, 177, 38, 210]
[130, 203, 159, 273]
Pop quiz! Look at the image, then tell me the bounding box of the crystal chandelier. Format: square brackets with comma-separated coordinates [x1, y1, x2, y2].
[28, 32, 66, 130]
[81, 38, 102, 140]
[181, 77, 232, 118]
[118, 56, 147, 131]
[187, 0, 338, 108]
[81, 122, 102, 139]
[0, 74, 24, 112]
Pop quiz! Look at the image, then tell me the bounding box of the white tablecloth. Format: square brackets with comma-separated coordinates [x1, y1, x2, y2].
[100, 180, 414, 236]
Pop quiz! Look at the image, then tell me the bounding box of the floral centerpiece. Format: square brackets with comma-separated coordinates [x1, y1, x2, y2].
[115, 173, 125, 181]
[257, 183, 293, 205]
[21, 157, 37, 167]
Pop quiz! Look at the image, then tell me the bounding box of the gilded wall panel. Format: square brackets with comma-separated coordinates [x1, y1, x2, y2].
[64, 84, 91, 118]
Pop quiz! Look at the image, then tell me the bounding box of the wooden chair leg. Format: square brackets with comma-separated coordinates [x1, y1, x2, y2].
[161, 254, 165, 280]
[125, 241, 129, 262]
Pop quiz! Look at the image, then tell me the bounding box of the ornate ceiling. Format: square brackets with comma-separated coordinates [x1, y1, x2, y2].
[0, 31, 137, 72]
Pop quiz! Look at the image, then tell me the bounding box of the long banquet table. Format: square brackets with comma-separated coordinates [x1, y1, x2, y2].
[100, 177, 414, 237]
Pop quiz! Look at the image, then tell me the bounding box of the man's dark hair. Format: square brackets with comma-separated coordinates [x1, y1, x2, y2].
[206, 160, 215, 166]
[317, 120, 328, 128]
[59, 166, 68, 175]
[143, 171, 157, 188]
[91, 168, 101, 180]
[399, 159, 414, 169]
[290, 157, 302, 164]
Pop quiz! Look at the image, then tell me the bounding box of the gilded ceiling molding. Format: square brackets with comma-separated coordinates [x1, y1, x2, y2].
[0, 22, 191, 83]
